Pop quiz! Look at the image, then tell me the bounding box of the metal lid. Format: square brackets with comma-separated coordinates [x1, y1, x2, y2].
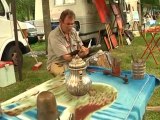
[69, 55, 86, 69]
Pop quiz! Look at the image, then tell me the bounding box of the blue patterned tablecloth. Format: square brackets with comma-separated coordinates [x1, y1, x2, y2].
[1, 66, 159, 120]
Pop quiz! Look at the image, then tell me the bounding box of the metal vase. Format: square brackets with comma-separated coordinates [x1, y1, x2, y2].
[66, 55, 92, 96]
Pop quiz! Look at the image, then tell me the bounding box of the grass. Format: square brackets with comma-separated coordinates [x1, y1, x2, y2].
[0, 34, 160, 119]
[0, 42, 52, 100]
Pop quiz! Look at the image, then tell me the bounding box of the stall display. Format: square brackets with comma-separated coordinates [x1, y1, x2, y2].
[93, 0, 118, 50]
[1, 66, 159, 120]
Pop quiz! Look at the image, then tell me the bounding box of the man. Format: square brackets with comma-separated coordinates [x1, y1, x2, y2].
[47, 9, 89, 76]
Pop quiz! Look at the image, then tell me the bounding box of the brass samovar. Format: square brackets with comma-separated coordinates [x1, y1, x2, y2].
[66, 55, 92, 96]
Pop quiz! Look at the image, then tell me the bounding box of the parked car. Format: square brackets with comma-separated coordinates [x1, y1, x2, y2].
[25, 22, 38, 44]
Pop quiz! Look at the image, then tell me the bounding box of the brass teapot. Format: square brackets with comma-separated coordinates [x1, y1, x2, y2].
[66, 55, 92, 96]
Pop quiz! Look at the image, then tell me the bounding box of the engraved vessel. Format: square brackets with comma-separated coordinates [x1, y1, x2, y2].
[66, 55, 92, 96]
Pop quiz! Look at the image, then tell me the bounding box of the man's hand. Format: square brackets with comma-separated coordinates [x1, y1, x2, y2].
[62, 46, 89, 62]
[78, 46, 89, 58]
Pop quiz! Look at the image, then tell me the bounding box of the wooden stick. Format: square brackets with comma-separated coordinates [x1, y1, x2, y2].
[105, 24, 113, 50]
[146, 106, 160, 112]
[17, 21, 42, 70]
[17, 22, 41, 64]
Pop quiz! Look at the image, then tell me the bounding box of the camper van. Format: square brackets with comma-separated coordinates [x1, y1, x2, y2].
[35, 0, 108, 43]
[0, 0, 30, 66]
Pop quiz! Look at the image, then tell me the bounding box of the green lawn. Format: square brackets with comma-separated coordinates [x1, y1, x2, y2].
[0, 34, 160, 119]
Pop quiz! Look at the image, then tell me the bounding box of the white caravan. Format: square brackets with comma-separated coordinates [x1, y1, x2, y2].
[35, 0, 108, 43]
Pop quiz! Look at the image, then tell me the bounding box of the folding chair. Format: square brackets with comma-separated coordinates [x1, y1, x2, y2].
[140, 26, 160, 65]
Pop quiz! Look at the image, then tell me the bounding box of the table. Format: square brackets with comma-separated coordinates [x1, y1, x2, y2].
[1, 66, 160, 120]
[141, 26, 160, 65]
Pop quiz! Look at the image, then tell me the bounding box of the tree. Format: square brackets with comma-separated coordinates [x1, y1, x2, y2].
[6, 0, 35, 21]
[42, 0, 52, 53]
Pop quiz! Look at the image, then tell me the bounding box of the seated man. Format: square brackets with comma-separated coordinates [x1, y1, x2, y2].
[47, 9, 89, 76]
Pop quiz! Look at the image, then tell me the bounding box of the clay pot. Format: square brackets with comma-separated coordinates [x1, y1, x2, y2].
[37, 91, 59, 120]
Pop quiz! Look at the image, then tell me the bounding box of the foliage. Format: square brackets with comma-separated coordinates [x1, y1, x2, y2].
[6, 0, 35, 21]
[141, 0, 160, 5]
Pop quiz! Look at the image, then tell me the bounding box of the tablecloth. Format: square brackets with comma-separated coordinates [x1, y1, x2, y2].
[1, 66, 159, 120]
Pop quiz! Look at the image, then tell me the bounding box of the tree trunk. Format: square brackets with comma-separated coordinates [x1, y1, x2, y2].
[12, 0, 23, 81]
[42, 0, 52, 54]
[27, 6, 30, 20]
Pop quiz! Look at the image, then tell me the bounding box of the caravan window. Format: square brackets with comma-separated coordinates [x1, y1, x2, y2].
[0, 1, 5, 16]
[54, 0, 75, 6]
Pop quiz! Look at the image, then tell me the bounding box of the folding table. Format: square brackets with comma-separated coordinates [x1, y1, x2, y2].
[141, 26, 160, 65]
